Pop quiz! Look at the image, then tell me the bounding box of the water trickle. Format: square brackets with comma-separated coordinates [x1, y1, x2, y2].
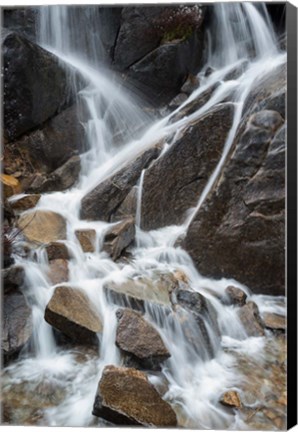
[3, 3, 286, 429]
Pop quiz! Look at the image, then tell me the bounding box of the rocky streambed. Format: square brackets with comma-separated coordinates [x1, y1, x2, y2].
[1, 3, 287, 430]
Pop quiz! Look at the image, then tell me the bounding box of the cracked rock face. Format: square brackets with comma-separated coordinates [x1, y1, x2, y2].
[140, 103, 234, 230]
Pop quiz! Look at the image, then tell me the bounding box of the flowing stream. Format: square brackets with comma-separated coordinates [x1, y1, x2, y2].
[3, 4, 286, 429]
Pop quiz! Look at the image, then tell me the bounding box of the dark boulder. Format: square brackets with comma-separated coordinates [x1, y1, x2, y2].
[102, 218, 135, 260]
[15, 105, 85, 174]
[115, 308, 170, 370]
[141, 103, 234, 230]
[2, 29, 69, 141]
[128, 37, 203, 104]
[92, 365, 177, 426]
[80, 145, 161, 222]
[184, 109, 285, 296]
[2, 291, 32, 362]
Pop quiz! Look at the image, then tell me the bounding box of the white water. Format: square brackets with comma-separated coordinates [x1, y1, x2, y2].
[4, 4, 286, 429]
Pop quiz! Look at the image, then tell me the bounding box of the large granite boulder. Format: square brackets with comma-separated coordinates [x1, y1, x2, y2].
[141, 103, 234, 230]
[184, 110, 285, 295]
[115, 308, 170, 370]
[93, 365, 177, 426]
[44, 285, 102, 345]
[80, 145, 161, 222]
[18, 210, 67, 244]
[2, 29, 69, 141]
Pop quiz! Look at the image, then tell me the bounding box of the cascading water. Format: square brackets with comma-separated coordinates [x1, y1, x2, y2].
[2, 3, 286, 429]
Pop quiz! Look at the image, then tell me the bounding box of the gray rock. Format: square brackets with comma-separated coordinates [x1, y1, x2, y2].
[184, 109, 285, 296]
[2, 292, 32, 362]
[102, 218, 135, 260]
[2, 265, 25, 294]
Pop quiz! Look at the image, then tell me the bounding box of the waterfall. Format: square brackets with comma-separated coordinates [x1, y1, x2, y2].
[3, 3, 286, 429]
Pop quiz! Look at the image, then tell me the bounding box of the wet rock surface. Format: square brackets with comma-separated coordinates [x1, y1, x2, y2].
[102, 218, 135, 260]
[104, 273, 177, 308]
[18, 210, 67, 244]
[141, 103, 234, 230]
[2, 292, 33, 362]
[47, 259, 69, 285]
[44, 285, 102, 345]
[93, 365, 177, 426]
[116, 308, 170, 370]
[81, 146, 161, 222]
